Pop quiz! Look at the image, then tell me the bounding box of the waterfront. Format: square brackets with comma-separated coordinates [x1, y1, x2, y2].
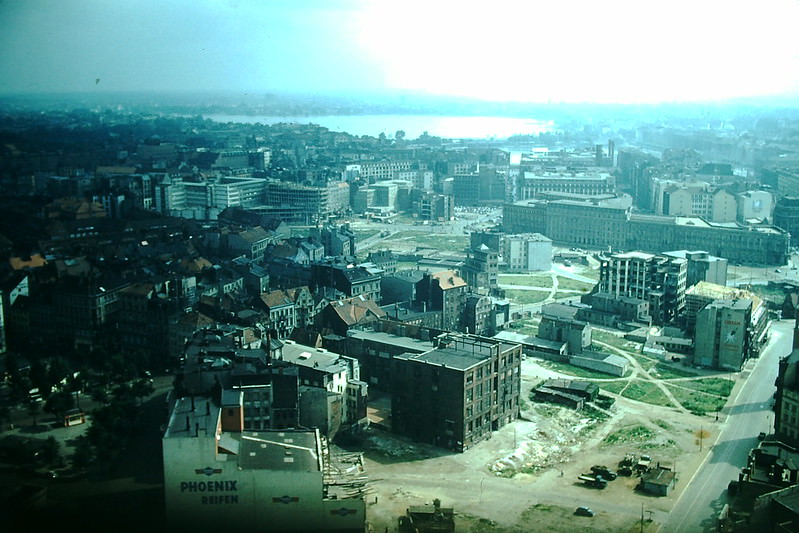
[202, 113, 555, 141]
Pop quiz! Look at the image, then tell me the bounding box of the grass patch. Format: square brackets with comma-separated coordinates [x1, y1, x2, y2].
[652, 362, 699, 379]
[536, 359, 622, 379]
[603, 424, 656, 446]
[502, 289, 551, 305]
[653, 419, 673, 430]
[599, 381, 628, 395]
[620, 381, 674, 407]
[382, 231, 469, 253]
[554, 277, 595, 292]
[498, 274, 553, 288]
[666, 384, 729, 415]
[675, 378, 734, 397]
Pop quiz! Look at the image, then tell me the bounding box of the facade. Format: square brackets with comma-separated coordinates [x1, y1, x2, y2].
[692, 298, 751, 370]
[162, 400, 366, 533]
[259, 290, 297, 339]
[775, 316, 799, 445]
[663, 250, 728, 288]
[503, 198, 790, 265]
[774, 196, 799, 246]
[684, 282, 767, 345]
[518, 170, 614, 199]
[279, 339, 368, 436]
[502, 233, 552, 272]
[391, 333, 522, 452]
[418, 270, 468, 333]
[265, 181, 330, 224]
[736, 190, 774, 223]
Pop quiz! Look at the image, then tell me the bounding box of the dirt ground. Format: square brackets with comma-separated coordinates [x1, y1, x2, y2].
[358, 356, 725, 533]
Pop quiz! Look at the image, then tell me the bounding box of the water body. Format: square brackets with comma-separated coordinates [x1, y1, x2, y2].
[203, 113, 554, 141]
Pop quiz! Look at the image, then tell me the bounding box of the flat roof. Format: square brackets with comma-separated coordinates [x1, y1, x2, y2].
[346, 329, 434, 352]
[164, 396, 220, 440]
[395, 346, 486, 371]
[238, 430, 320, 472]
[280, 340, 348, 374]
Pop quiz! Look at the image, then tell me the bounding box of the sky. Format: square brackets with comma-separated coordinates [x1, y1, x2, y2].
[1, 0, 799, 104]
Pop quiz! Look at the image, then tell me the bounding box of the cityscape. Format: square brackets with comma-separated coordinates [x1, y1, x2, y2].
[3, 2, 799, 533]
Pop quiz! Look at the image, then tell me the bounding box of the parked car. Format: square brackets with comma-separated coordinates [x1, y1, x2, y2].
[575, 506, 595, 517]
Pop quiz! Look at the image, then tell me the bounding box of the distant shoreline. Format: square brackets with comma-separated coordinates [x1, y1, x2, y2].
[202, 113, 556, 141]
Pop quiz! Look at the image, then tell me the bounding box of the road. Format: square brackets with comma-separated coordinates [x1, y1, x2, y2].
[660, 319, 791, 533]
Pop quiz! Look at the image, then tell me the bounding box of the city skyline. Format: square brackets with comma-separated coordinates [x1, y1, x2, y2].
[2, 0, 799, 105]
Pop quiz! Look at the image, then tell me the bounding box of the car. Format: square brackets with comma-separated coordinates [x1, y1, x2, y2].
[776, 269, 782, 273]
[575, 506, 594, 517]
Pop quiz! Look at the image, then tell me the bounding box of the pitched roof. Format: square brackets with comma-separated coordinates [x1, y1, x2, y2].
[260, 290, 293, 309]
[329, 296, 386, 326]
[432, 270, 467, 290]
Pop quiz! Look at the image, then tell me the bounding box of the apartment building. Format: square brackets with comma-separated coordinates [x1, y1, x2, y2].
[390, 333, 522, 452]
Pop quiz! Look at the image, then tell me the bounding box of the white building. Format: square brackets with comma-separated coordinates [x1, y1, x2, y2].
[162, 396, 366, 533]
[502, 233, 553, 272]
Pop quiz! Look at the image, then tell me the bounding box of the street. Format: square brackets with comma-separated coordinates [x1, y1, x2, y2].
[660, 319, 790, 533]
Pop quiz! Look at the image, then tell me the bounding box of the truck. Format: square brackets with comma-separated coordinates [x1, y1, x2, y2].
[636, 454, 652, 473]
[578, 474, 607, 489]
[590, 465, 617, 480]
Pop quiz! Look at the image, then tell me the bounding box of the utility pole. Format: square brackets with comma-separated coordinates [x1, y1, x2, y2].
[640, 502, 644, 533]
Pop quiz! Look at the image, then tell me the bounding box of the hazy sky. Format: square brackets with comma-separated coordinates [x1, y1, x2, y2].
[2, 0, 799, 104]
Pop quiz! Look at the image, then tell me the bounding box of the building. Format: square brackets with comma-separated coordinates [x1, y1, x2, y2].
[518, 170, 614, 199]
[595, 251, 686, 326]
[162, 399, 366, 533]
[774, 196, 799, 246]
[334, 327, 435, 391]
[418, 270, 468, 333]
[663, 250, 728, 288]
[775, 316, 799, 445]
[538, 303, 591, 354]
[279, 339, 368, 438]
[684, 282, 767, 346]
[693, 297, 752, 370]
[502, 233, 552, 272]
[503, 198, 790, 265]
[461, 243, 498, 294]
[391, 333, 521, 452]
[258, 289, 297, 339]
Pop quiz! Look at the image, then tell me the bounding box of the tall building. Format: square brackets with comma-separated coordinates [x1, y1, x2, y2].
[391, 333, 521, 452]
[692, 298, 751, 370]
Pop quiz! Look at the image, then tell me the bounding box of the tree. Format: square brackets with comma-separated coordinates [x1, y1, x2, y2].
[395, 130, 406, 142]
[45, 390, 75, 422]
